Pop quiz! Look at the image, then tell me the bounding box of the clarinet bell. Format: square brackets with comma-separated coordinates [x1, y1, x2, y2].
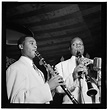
[87, 82, 97, 96]
[86, 75, 97, 97]
[87, 88, 97, 96]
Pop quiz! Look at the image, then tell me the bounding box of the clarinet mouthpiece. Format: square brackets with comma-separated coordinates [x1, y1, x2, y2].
[76, 51, 82, 58]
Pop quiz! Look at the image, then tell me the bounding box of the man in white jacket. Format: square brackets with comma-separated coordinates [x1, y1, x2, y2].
[6, 35, 64, 103]
[55, 37, 100, 104]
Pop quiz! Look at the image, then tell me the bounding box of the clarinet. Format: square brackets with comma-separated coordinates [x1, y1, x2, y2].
[76, 51, 97, 98]
[35, 51, 79, 104]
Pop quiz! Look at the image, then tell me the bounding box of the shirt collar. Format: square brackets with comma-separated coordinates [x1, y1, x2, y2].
[71, 55, 76, 59]
[20, 56, 33, 66]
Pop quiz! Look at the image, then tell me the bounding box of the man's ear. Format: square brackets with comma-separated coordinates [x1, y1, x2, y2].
[19, 44, 23, 50]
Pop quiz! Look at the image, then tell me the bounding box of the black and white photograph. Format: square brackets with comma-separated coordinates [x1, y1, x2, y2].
[2, 1, 106, 109]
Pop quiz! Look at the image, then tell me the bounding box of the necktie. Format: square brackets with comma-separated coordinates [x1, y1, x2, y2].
[33, 63, 44, 80]
[33, 64, 38, 71]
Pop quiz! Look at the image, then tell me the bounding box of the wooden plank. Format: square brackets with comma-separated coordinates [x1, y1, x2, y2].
[7, 4, 72, 19]
[9, 4, 80, 23]
[30, 15, 83, 32]
[81, 5, 101, 16]
[25, 9, 82, 26]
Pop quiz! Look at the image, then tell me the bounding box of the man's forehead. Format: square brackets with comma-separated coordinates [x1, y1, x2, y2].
[25, 37, 36, 41]
[71, 37, 83, 44]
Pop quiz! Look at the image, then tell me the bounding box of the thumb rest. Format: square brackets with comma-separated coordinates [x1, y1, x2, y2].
[35, 51, 79, 104]
[76, 51, 98, 98]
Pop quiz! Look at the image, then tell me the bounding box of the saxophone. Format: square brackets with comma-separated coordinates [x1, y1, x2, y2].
[35, 51, 79, 104]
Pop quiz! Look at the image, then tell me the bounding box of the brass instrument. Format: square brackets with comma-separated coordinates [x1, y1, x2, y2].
[35, 51, 79, 104]
[76, 51, 97, 98]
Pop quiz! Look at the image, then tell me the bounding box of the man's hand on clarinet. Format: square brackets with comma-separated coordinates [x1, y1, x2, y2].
[48, 75, 65, 90]
[73, 64, 88, 80]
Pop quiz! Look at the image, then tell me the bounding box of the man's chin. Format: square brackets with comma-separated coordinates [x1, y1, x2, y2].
[33, 55, 36, 58]
[30, 54, 36, 59]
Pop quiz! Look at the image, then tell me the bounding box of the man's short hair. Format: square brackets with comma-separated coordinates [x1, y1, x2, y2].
[17, 36, 26, 46]
[17, 35, 34, 46]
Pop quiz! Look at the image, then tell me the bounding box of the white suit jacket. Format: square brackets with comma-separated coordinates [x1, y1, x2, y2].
[6, 56, 52, 103]
[55, 56, 100, 104]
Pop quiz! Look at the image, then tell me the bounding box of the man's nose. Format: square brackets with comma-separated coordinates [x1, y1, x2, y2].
[76, 44, 81, 48]
[34, 45, 37, 49]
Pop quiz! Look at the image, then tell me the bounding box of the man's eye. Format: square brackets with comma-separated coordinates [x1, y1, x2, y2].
[72, 44, 75, 46]
[30, 42, 33, 45]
